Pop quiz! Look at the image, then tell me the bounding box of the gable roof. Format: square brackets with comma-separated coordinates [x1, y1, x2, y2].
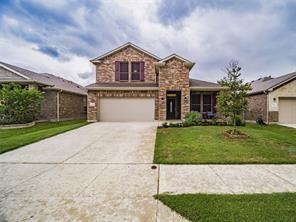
[160, 53, 194, 64]
[248, 72, 296, 95]
[90, 42, 161, 63]
[0, 61, 86, 95]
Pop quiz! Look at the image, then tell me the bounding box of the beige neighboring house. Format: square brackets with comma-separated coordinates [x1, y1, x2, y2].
[86, 42, 225, 122]
[245, 72, 296, 124]
[0, 61, 87, 121]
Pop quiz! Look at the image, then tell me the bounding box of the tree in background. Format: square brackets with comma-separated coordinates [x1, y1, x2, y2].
[216, 61, 251, 134]
[0, 83, 43, 124]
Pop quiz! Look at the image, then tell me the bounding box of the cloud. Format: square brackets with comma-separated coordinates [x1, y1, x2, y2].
[0, 0, 295, 86]
[36, 46, 60, 58]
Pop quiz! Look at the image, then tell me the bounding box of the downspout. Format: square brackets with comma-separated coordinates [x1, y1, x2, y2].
[264, 90, 269, 124]
[56, 90, 62, 122]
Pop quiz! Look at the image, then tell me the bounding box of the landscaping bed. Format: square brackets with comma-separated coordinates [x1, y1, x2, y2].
[0, 119, 88, 154]
[154, 123, 296, 164]
[156, 193, 296, 222]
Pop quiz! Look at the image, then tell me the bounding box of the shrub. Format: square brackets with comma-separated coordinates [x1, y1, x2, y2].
[0, 83, 43, 125]
[184, 111, 202, 126]
[162, 122, 169, 128]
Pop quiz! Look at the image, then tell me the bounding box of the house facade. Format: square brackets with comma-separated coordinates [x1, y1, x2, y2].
[0, 61, 87, 121]
[87, 42, 224, 122]
[245, 73, 296, 124]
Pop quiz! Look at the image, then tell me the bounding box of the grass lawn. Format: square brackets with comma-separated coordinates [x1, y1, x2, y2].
[154, 123, 296, 164]
[0, 119, 88, 154]
[156, 193, 296, 222]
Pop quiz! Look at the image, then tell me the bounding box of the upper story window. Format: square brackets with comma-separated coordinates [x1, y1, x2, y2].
[131, 62, 140, 81]
[119, 62, 128, 81]
[115, 61, 144, 82]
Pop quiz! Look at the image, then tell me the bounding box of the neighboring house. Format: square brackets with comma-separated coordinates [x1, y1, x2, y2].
[245, 72, 296, 124]
[86, 42, 225, 122]
[0, 61, 87, 121]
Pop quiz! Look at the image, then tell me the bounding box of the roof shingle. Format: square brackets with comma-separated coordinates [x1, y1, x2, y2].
[0, 61, 86, 95]
[249, 72, 296, 95]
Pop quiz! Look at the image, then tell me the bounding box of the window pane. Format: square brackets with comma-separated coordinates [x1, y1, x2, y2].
[132, 73, 140, 80]
[203, 95, 212, 104]
[132, 62, 140, 73]
[120, 73, 128, 80]
[120, 62, 128, 72]
[192, 94, 201, 104]
[203, 105, 211, 112]
[192, 104, 201, 112]
[131, 62, 140, 80]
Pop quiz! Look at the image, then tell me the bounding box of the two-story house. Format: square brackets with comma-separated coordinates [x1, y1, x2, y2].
[86, 42, 225, 122]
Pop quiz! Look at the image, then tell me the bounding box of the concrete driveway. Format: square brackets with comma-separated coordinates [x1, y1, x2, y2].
[1, 122, 296, 221]
[0, 122, 185, 222]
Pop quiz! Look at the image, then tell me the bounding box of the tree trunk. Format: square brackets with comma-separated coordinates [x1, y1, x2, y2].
[233, 113, 237, 134]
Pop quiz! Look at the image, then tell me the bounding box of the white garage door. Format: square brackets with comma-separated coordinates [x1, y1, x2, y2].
[279, 98, 296, 124]
[99, 98, 155, 122]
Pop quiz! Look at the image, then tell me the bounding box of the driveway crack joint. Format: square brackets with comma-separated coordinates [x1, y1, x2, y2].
[209, 165, 235, 194]
[262, 166, 296, 186]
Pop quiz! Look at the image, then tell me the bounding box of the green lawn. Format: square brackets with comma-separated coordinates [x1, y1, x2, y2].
[156, 193, 296, 222]
[154, 123, 296, 164]
[0, 119, 88, 154]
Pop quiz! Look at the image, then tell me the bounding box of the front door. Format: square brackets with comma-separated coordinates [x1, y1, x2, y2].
[166, 97, 176, 120]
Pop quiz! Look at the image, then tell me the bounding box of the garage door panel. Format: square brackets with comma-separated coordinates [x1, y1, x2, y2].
[279, 98, 296, 124]
[100, 98, 155, 122]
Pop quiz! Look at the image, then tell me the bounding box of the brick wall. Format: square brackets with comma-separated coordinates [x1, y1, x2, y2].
[268, 111, 279, 122]
[39, 90, 86, 121]
[245, 93, 267, 121]
[39, 90, 57, 121]
[158, 58, 190, 120]
[59, 92, 86, 120]
[87, 90, 158, 121]
[95, 46, 158, 83]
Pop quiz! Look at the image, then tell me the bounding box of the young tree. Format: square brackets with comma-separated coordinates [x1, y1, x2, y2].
[216, 61, 252, 133]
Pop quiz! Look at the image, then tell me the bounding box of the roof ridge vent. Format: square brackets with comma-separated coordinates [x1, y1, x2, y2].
[262, 75, 273, 81]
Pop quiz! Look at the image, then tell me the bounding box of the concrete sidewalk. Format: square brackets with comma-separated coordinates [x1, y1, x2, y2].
[159, 164, 296, 195]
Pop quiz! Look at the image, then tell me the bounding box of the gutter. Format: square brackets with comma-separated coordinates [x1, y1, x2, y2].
[43, 87, 87, 96]
[0, 80, 53, 87]
[190, 86, 228, 91]
[86, 87, 159, 91]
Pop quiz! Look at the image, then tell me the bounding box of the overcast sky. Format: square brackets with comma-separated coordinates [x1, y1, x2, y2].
[0, 0, 295, 86]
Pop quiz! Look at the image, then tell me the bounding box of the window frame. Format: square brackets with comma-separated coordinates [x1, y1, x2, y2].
[191, 92, 214, 113]
[119, 62, 129, 81]
[131, 62, 140, 81]
[202, 94, 213, 113]
[191, 93, 201, 112]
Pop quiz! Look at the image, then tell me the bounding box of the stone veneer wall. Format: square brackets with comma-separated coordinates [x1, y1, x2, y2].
[158, 58, 190, 120]
[87, 90, 159, 121]
[95, 46, 159, 83]
[59, 92, 86, 120]
[245, 93, 267, 121]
